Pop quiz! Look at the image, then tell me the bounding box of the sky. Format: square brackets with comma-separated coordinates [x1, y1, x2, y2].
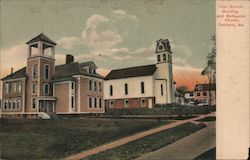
[0, 0, 215, 91]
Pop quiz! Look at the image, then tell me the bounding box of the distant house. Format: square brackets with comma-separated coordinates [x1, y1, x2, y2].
[1, 33, 104, 118]
[103, 39, 176, 109]
[175, 90, 185, 105]
[193, 84, 216, 106]
[184, 91, 195, 105]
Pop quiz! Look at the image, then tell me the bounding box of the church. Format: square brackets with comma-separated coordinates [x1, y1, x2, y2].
[104, 39, 175, 109]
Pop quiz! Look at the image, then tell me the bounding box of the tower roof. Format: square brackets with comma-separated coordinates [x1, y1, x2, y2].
[155, 38, 172, 53]
[26, 33, 57, 45]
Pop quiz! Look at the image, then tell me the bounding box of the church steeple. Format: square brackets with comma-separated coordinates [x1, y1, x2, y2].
[155, 39, 172, 64]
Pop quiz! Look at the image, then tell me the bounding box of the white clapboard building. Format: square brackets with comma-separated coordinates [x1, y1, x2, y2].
[104, 39, 175, 109]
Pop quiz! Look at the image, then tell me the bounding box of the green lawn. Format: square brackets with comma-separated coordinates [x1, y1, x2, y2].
[106, 105, 216, 116]
[85, 122, 206, 160]
[0, 118, 170, 159]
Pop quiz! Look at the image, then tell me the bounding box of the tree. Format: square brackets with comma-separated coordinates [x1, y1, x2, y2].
[176, 85, 188, 94]
[201, 35, 216, 106]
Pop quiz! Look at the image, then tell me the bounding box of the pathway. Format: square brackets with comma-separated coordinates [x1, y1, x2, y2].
[136, 121, 215, 160]
[65, 112, 215, 160]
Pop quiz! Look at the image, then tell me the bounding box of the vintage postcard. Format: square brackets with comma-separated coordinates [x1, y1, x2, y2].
[0, 0, 249, 159]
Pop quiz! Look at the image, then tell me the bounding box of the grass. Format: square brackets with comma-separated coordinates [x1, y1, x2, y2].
[85, 122, 206, 160]
[196, 116, 216, 122]
[194, 147, 216, 160]
[0, 118, 171, 159]
[106, 104, 216, 116]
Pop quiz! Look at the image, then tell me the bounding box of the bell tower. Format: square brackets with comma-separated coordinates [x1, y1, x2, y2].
[25, 33, 57, 113]
[155, 39, 175, 104]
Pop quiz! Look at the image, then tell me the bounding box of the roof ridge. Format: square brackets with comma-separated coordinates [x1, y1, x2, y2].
[111, 64, 156, 72]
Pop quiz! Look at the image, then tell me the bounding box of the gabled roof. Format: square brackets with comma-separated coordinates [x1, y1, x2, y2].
[1, 67, 26, 80]
[194, 83, 216, 91]
[79, 61, 96, 68]
[54, 62, 103, 80]
[105, 64, 157, 80]
[26, 33, 57, 45]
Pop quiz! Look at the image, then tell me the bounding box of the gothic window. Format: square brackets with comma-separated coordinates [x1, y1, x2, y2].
[99, 98, 102, 108]
[141, 82, 145, 94]
[94, 81, 97, 91]
[161, 84, 164, 96]
[32, 83, 37, 94]
[125, 83, 128, 95]
[94, 97, 97, 108]
[110, 85, 113, 96]
[71, 96, 74, 109]
[99, 82, 102, 92]
[157, 55, 161, 62]
[163, 54, 166, 61]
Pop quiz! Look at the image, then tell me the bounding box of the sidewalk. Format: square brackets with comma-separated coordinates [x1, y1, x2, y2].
[65, 112, 215, 160]
[136, 121, 215, 160]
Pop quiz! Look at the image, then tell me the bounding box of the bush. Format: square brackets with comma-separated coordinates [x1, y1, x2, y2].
[106, 104, 216, 116]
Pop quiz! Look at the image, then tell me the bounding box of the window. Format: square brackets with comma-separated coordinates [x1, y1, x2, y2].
[141, 82, 145, 94]
[93, 69, 96, 74]
[141, 99, 146, 107]
[157, 55, 161, 62]
[124, 99, 129, 108]
[94, 81, 97, 91]
[13, 99, 16, 109]
[190, 93, 193, 97]
[44, 64, 49, 80]
[99, 82, 102, 92]
[17, 82, 21, 93]
[197, 85, 202, 90]
[99, 98, 102, 108]
[94, 98, 97, 108]
[197, 92, 201, 96]
[8, 99, 11, 109]
[71, 96, 74, 109]
[110, 85, 113, 96]
[125, 83, 128, 95]
[32, 97, 36, 109]
[32, 64, 38, 79]
[163, 54, 166, 61]
[17, 98, 20, 109]
[88, 97, 92, 108]
[203, 92, 207, 96]
[44, 84, 49, 94]
[161, 84, 164, 96]
[109, 100, 114, 108]
[32, 83, 37, 94]
[4, 83, 9, 94]
[89, 80, 92, 91]
[13, 83, 17, 93]
[71, 82, 74, 90]
[4, 100, 8, 110]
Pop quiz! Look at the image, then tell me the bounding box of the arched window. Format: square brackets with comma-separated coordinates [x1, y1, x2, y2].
[157, 55, 161, 62]
[110, 85, 113, 96]
[125, 83, 128, 95]
[163, 54, 166, 61]
[141, 82, 145, 94]
[44, 64, 49, 80]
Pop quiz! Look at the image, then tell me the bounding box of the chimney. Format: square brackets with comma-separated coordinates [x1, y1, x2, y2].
[66, 54, 74, 64]
[11, 67, 13, 74]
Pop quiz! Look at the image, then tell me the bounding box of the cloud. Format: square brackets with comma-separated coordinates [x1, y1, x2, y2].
[56, 36, 81, 49]
[112, 10, 139, 24]
[0, 44, 27, 78]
